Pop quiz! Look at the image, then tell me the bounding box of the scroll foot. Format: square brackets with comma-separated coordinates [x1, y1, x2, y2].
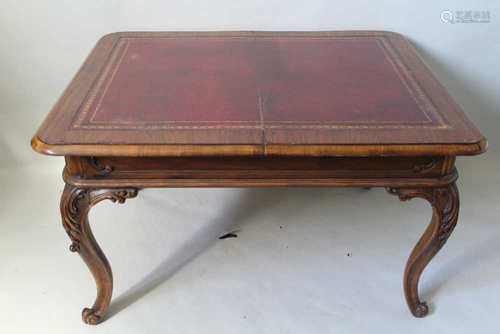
[82, 307, 102, 325]
[413, 302, 429, 318]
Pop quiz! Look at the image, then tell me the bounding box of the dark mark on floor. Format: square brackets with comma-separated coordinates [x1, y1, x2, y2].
[219, 232, 238, 239]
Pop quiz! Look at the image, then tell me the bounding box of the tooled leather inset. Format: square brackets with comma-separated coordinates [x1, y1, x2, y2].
[71, 34, 448, 131]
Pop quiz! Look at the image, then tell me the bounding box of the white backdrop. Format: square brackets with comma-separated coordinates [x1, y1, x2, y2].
[1, 1, 499, 333]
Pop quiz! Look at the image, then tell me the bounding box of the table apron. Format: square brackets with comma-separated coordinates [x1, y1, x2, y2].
[63, 155, 457, 188]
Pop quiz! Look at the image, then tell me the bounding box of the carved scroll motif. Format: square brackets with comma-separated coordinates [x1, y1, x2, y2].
[412, 158, 438, 174]
[61, 186, 138, 253]
[88, 157, 114, 176]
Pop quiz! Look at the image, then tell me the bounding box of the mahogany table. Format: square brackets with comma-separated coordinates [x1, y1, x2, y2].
[31, 31, 486, 324]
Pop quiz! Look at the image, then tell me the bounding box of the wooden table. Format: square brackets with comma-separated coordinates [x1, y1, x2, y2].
[31, 31, 486, 324]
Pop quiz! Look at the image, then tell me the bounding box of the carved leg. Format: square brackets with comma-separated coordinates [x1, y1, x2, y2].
[387, 182, 459, 317]
[60, 184, 138, 324]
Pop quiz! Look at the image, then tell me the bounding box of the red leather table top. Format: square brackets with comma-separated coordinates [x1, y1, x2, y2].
[33, 31, 485, 157]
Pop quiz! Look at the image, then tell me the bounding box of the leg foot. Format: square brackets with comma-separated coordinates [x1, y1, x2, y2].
[387, 182, 459, 317]
[413, 302, 429, 318]
[82, 307, 102, 325]
[60, 184, 138, 325]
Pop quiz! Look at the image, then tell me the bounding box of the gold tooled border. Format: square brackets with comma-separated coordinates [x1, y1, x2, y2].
[72, 34, 449, 130]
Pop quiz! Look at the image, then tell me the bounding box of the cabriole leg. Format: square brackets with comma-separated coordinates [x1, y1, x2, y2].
[387, 182, 459, 317]
[60, 184, 138, 324]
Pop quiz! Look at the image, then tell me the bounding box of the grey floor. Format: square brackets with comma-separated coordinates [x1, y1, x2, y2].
[0, 154, 498, 334]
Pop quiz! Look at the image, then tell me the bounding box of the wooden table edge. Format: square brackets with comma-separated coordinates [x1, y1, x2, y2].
[31, 135, 487, 157]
